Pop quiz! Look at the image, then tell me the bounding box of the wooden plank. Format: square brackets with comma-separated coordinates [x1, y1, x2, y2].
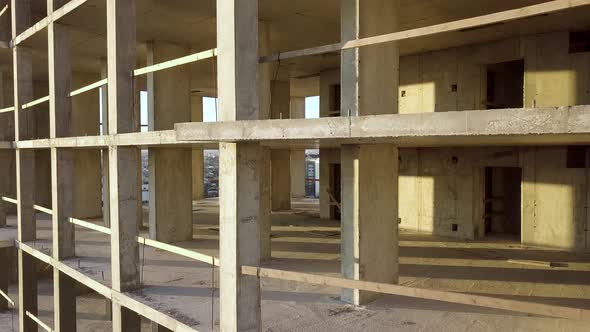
[16, 240, 111, 298]
[33, 204, 52, 215]
[26, 311, 53, 332]
[0, 5, 7, 18]
[16, 240, 199, 331]
[69, 78, 107, 97]
[21, 95, 49, 109]
[242, 266, 590, 322]
[133, 48, 216, 77]
[70, 217, 111, 235]
[2, 196, 17, 204]
[0, 106, 14, 113]
[137, 236, 219, 266]
[260, 0, 590, 63]
[13, 0, 89, 46]
[0, 288, 15, 307]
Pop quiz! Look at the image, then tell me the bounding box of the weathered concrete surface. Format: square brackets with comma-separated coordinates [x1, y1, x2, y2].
[148, 41, 193, 243]
[191, 95, 204, 201]
[271, 149, 291, 211]
[341, 144, 399, 305]
[176, 106, 590, 146]
[270, 80, 292, 211]
[290, 97, 306, 198]
[72, 72, 103, 219]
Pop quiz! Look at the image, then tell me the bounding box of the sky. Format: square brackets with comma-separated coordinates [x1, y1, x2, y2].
[100, 91, 320, 133]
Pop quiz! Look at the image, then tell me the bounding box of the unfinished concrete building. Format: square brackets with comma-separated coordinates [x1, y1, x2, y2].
[1, 0, 590, 331]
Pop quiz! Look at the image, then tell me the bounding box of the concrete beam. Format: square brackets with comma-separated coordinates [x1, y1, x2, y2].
[176, 106, 590, 146]
[217, 0, 262, 329]
[107, 0, 141, 330]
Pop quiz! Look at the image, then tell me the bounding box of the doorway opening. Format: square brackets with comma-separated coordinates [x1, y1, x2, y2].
[485, 59, 524, 109]
[484, 167, 522, 239]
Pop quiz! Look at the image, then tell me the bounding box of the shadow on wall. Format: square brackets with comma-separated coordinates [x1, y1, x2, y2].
[399, 147, 590, 252]
[398, 31, 590, 114]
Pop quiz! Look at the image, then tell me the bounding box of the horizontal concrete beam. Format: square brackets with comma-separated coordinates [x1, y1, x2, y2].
[10, 106, 590, 149]
[176, 106, 590, 147]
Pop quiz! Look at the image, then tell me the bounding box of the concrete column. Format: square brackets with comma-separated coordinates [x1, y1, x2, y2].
[290, 97, 306, 198]
[107, 0, 141, 330]
[340, 145, 399, 304]
[319, 69, 340, 220]
[34, 81, 52, 210]
[12, 1, 39, 330]
[270, 80, 291, 211]
[72, 72, 102, 219]
[340, 0, 400, 305]
[217, 0, 262, 329]
[100, 61, 110, 227]
[48, 1, 78, 328]
[147, 41, 193, 243]
[258, 21, 272, 261]
[0, 70, 11, 227]
[191, 95, 204, 201]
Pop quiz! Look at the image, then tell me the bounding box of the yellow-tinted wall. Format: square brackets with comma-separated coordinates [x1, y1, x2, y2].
[398, 31, 590, 251]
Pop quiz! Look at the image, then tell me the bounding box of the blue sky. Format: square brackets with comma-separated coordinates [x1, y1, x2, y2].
[100, 92, 320, 132]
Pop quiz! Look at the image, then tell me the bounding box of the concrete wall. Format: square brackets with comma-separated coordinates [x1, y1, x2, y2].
[396, 30, 590, 252]
[399, 31, 590, 114]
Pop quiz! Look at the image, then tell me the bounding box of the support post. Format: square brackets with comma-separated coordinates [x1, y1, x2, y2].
[270, 80, 291, 211]
[217, 0, 262, 330]
[340, 0, 400, 305]
[191, 94, 204, 201]
[147, 41, 193, 243]
[290, 97, 306, 199]
[107, 0, 141, 330]
[12, 0, 38, 330]
[258, 21, 272, 261]
[48, 0, 77, 330]
[100, 60, 110, 227]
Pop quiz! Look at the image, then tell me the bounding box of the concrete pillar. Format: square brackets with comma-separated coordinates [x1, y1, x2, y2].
[34, 81, 52, 210]
[12, 1, 39, 330]
[72, 72, 102, 219]
[191, 95, 204, 201]
[217, 0, 262, 329]
[340, 0, 400, 305]
[319, 69, 340, 220]
[290, 97, 306, 198]
[48, 1, 78, 328]
[147, 41, 193, 243]
[107, 0, 141, 330]
[271, 149, 291, 210]
[270, 80, 291, 211]
[340, 145, 399, 304]
[258, 21, 272, 261]
[0, 70, 12, 227]
[100, 61, 110, 227]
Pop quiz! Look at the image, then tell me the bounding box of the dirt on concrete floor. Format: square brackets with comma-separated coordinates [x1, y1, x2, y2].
[1, 198, 590, 331]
